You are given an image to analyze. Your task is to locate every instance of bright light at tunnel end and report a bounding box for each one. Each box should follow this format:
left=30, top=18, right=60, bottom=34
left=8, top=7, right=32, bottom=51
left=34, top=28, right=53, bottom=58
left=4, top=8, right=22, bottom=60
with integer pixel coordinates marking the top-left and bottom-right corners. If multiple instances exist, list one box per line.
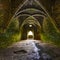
left=27, top=31, right=34, bottom=39
left=29, top=24, right=32, bottom=27
left=28, top=31, right=33, bottom=36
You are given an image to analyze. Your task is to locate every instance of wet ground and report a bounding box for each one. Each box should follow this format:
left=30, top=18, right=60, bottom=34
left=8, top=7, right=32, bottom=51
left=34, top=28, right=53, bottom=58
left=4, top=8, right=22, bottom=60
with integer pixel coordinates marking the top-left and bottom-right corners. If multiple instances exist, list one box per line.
left=0, top=39, right=60, bottom=60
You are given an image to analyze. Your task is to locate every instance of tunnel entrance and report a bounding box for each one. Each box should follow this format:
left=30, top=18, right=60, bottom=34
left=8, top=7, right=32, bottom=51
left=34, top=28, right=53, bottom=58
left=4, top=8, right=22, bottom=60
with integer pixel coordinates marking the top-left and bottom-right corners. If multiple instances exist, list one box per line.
left=20, top=16, right=41, bottom=40
left=20, top=24, right=41, bottom=40
left=11, top=0, right=46, bottom=41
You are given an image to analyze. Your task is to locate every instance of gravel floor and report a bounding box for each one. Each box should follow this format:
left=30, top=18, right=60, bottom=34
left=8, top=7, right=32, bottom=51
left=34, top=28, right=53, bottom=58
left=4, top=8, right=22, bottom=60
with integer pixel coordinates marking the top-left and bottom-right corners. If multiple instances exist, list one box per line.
left=0, top=40, right=60, bottom=60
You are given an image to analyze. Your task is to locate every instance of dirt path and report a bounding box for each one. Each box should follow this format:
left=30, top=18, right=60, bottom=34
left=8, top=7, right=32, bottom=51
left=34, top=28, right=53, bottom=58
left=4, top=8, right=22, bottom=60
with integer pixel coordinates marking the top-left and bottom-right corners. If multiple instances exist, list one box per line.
left=0, top=40, right=60, bottom=60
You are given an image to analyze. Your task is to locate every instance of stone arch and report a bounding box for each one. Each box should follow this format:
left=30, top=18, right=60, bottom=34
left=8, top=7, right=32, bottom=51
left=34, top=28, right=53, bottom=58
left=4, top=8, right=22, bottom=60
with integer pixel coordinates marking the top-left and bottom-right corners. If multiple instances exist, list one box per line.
left=20, top=16, right=41, bottom=40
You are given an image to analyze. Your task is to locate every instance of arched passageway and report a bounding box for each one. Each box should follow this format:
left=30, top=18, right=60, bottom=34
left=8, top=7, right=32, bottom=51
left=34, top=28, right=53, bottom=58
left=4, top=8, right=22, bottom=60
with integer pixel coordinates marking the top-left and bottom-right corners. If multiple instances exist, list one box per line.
left=20, top=16, right=41, bottom=40
left=0, top=0, right=60, bottom=60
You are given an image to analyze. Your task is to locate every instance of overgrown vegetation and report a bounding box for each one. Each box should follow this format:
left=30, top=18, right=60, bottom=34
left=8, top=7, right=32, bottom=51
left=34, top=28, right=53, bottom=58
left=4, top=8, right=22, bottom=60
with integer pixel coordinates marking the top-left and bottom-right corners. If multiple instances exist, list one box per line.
left=41, top=17, right=60, bottom=46
left=0, top=18, right=21, bottom=48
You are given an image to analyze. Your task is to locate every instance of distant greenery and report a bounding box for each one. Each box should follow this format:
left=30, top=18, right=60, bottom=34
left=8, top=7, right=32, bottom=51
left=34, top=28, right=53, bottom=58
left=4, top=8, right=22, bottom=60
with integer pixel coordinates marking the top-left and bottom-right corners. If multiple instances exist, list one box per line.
left=41, top=17, right=60, bottom=46
left=0, top=18, right=21, bottom=48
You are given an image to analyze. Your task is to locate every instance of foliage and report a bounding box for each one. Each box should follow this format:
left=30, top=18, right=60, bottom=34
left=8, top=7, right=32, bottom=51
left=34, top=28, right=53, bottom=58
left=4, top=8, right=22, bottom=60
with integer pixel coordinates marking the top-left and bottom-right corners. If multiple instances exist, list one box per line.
left=0, top=18, right=21, bottom=48
left=41, top=17, right=60, bottom=46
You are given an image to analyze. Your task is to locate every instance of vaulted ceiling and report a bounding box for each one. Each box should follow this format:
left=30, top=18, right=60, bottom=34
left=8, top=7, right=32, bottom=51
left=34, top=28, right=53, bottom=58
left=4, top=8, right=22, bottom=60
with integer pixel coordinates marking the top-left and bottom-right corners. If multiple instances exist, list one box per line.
left=0, top=0, right=60, bottom=30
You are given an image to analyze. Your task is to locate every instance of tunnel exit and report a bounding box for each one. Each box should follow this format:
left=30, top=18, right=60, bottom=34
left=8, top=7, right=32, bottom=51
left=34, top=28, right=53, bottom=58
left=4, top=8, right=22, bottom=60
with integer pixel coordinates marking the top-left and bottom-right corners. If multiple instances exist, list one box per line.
left=27, top=31, right=34, bottom=39
left=20, top=22, right=41, bottom=40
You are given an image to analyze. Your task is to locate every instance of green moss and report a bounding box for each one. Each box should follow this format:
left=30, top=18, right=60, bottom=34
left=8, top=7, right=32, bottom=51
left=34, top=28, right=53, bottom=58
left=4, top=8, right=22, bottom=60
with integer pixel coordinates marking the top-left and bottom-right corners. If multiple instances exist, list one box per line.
left=0, top=18, right=21, bottom=48
left=41, top=17, right=60, bottom=46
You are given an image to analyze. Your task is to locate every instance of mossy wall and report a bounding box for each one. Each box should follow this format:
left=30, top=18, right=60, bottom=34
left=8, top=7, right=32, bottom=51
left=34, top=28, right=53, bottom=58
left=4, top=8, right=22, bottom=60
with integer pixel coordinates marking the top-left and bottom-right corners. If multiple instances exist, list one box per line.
left=0, top=18, right=21, bottom=48
left=41, top=17, right=60, bottom=46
